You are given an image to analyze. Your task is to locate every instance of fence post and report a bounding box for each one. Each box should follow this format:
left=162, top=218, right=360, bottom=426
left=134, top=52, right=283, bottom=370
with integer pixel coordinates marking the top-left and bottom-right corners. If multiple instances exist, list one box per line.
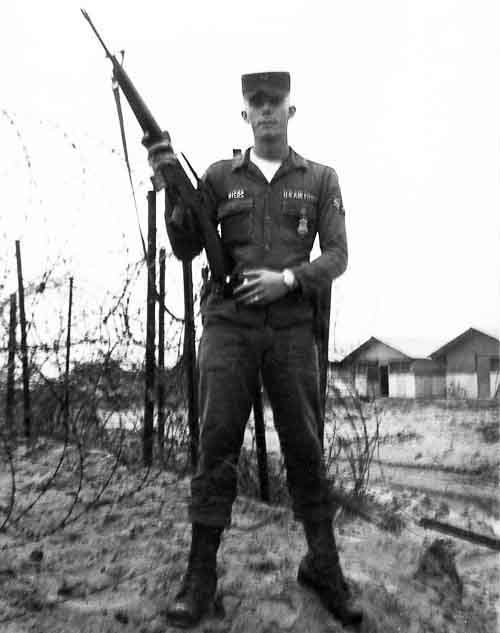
left=253, top=376, right=270, bottom=502
left=182, top=260, right=199, bottom=470
left=316, top=285, right=332, bottom=447
left=5, top=293, right=17, bottom=434
left=63, top=277, right=73, bottom=434
left=143, top=191, right=156, bottom=467
left=157, top=248, right=166, bottom=457
left=15, top=240, right=31, bottom=439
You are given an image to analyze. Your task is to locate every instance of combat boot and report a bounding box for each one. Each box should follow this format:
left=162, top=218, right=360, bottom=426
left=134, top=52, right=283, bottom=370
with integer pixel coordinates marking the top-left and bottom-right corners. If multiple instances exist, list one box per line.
left=166, top=523, right=222, bottom=628
left=299, top=551, right=351, bottom=598
left=299, top=519, right=363, bottom=627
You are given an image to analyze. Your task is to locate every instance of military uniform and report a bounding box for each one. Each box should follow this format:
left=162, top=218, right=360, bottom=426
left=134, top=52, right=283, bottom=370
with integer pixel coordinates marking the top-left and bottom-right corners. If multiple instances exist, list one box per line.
left=161, top=72, right=362, bottom=629
left=166, top=146, right=347, bottom=528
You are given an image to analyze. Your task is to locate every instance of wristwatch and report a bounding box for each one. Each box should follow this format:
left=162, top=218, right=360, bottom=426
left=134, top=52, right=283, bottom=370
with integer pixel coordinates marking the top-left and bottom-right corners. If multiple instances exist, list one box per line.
left=282, top=268, right=297, bottom=291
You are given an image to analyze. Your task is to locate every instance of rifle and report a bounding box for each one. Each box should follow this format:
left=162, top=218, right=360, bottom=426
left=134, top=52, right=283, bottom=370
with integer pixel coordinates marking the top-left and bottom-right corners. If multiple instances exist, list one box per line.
left=81, top=9, right=227, bottom=283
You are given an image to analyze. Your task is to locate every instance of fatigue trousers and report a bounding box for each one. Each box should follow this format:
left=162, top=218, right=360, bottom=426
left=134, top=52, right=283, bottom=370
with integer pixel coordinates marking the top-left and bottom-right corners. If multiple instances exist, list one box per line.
left=189, top=320, right=333, bottom=528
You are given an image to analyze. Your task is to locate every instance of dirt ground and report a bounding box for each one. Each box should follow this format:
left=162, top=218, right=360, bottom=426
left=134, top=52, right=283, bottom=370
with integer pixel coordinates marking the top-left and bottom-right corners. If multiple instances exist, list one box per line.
left=1, top=399, right=499, bottom=633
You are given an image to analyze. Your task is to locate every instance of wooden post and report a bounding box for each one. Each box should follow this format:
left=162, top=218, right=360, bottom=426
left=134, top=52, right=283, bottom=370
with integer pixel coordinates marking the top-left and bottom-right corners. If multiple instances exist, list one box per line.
left=182, top=260, right=198, bottom=470
left=419, top=517, right=500, bottom=551
left=316, top=285, right=332, bottom=447
left=15, top=240, right=31, bottom=439
left=143, top=191, right=156, bottom=467
left=253, top=375, right=270, bottom=502
left=157, top=248, right=166, bottom=456
left=63, top=277, right=73, bottom=434
left=5, top=293, right=17, bottom=433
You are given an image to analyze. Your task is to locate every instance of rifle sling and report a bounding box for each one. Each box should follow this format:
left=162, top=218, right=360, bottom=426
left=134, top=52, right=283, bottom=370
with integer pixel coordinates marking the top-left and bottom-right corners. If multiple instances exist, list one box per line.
left=112, top=78, right=148, bottom=260
left=111, top=76, right=183, bottom=324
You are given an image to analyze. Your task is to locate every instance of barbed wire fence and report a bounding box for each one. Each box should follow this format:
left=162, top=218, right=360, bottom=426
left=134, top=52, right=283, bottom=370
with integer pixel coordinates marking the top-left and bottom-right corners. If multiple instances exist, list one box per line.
left=0, top=236, right=197, bottom=533
left=0, top=108, right=201, bottom=535
left=0, top=107, right=415, bottom=545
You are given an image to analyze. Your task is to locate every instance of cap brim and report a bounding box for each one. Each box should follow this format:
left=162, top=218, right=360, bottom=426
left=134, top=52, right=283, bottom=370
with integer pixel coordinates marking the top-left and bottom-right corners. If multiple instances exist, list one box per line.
left=243, top=87, right=289, bottom=98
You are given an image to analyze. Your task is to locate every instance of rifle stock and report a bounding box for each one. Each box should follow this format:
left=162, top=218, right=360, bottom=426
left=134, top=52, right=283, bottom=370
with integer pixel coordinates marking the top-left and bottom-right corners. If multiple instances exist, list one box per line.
left=81, top=9, right=227, bottom=282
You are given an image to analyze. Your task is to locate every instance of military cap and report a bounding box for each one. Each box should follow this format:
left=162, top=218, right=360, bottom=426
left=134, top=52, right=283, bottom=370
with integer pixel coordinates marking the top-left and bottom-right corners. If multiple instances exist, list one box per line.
left=241, top=72, right=290, bottom=96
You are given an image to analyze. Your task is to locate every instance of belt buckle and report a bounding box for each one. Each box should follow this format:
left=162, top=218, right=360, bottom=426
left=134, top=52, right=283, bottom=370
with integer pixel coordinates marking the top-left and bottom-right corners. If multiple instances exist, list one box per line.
left=223, top=273, right=243, bottom=298
left=209, top=273, right=242, bottom=298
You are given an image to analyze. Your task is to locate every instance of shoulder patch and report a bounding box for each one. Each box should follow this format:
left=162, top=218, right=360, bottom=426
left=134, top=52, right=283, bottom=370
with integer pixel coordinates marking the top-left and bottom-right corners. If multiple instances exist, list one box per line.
left=332, top=196, right=345, bottom=215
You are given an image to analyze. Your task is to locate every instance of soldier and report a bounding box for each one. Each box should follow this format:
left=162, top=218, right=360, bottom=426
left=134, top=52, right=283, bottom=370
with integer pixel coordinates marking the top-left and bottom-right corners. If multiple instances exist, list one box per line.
left=148, top=71, right=362, bottom=628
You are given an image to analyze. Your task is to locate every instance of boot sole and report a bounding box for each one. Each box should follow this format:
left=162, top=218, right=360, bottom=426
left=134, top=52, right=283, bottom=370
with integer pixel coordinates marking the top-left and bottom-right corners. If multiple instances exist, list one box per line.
left=165, top=614, right=198, bottom=629
left=165, top=601, right=215, bottom=629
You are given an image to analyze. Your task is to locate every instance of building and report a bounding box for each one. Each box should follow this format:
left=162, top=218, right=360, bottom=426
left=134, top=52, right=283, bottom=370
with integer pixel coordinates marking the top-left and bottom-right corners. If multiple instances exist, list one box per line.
left=331, top=328, right=500, bottom=400
left=332, top=337, right=445, bottom=399
left=430, top=327, right=500, bottom=399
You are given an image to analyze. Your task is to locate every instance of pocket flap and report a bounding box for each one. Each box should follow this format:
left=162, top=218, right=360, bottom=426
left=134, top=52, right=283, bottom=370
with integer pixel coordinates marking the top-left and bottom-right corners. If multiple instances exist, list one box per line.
left=282, top=201, right=316, bottom=218
left=217, top=198, right=254, bottom=220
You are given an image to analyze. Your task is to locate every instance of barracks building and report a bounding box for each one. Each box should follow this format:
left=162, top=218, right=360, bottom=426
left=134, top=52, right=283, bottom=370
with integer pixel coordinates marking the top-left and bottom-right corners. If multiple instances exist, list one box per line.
left=331, top=327, right=500, bottom=400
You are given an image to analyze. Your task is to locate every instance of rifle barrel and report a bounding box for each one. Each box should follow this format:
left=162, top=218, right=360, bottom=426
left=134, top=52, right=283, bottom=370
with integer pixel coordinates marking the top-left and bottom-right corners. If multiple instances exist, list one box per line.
left=81, top=9, right=163, bottom=142
left=81, top=9, right=113, bottom=59
left=81, top=8, right=228, bottom=281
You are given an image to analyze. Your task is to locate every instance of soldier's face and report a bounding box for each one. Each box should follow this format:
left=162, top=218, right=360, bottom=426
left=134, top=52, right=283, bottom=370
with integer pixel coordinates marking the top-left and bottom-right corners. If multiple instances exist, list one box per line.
left=242, top=91, right=295, bottom=140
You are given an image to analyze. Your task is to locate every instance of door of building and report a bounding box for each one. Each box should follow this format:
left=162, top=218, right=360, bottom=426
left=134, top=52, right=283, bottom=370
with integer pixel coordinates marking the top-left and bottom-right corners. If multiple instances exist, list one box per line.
left=477, top=355, right=490, bottom=399
left=380, top=365, right=389, bottom=397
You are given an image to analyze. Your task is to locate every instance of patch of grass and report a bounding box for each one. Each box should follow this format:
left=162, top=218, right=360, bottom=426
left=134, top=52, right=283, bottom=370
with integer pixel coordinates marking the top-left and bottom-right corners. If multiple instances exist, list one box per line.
left=377, top=430, right=422, bottom=445
left=378, top=510, right=405, bottom=535
left=237, top=447, right=290, bottom=507
left=379, top=589, right=411, bottom=624
left=369, top=458, right=499, bottom=481
left=246, top=554, right=280, bottom=573
left=476, top=421, right=500, bottom=444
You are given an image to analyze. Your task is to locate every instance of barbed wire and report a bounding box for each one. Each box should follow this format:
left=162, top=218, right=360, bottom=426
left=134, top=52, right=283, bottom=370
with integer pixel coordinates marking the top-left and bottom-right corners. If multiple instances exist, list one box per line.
left=2, top=107, right=495, bottom=556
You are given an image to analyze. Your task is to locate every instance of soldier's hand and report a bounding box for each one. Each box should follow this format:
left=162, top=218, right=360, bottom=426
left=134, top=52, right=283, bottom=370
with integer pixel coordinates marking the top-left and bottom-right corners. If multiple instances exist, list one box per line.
left=144, top=131, right=177, bottom=191
left=233, top=269, right=289, bottom=307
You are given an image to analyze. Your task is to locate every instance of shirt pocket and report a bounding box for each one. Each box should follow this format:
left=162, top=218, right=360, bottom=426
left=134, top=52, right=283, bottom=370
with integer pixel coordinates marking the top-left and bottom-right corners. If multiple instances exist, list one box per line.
left=217, top=198, right=254, bottom=247
left=280, top=200, right=317, bottom=249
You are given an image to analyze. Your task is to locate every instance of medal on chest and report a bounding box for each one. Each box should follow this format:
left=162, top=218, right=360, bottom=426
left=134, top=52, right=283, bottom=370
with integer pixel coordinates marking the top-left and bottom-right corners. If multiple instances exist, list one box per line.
left=297, top=207, right=309, bottom=237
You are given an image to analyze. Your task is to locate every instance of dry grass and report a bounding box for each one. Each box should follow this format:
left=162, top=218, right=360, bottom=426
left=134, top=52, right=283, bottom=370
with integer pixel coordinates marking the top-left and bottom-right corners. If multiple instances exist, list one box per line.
left=1, top=438, right=498, bottom=633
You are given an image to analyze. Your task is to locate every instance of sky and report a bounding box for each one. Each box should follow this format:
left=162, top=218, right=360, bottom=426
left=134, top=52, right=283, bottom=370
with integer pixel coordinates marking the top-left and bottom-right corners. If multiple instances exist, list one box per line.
left=1, top=0, right=499, bottom=357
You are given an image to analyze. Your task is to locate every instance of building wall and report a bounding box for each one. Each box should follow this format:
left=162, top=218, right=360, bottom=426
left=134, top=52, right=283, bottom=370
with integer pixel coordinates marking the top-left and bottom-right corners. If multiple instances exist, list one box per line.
left=354, top=372, right=368, bottom=396
left=414, top=374, right=446, bottom=398
left=446, top=373, right=478, bottom=399
left=327, top=366, right=354, bottom=396
left=432, top=374, right=447, bottom=397
left=412, top=359, right=446, bottom=398
left=389, top=372, right=415, bottom=398
left=491, top=370, right=500, bottom=399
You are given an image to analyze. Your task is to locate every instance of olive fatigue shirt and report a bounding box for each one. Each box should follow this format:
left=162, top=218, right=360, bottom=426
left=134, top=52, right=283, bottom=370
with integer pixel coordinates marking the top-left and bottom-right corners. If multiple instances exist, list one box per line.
left=166, top=147, right=348, bottom=329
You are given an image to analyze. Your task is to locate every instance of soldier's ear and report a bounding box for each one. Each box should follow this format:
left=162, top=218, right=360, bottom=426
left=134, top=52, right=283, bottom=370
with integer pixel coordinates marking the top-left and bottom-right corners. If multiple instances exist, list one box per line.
left=288, top=105, right=296, bottom=119
left=241, top=110, right=249, bottom=123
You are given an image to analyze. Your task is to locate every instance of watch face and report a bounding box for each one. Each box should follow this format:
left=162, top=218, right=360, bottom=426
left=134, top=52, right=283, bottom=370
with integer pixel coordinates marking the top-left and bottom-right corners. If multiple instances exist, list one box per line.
left=283, top=270, right=294, bottom=288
